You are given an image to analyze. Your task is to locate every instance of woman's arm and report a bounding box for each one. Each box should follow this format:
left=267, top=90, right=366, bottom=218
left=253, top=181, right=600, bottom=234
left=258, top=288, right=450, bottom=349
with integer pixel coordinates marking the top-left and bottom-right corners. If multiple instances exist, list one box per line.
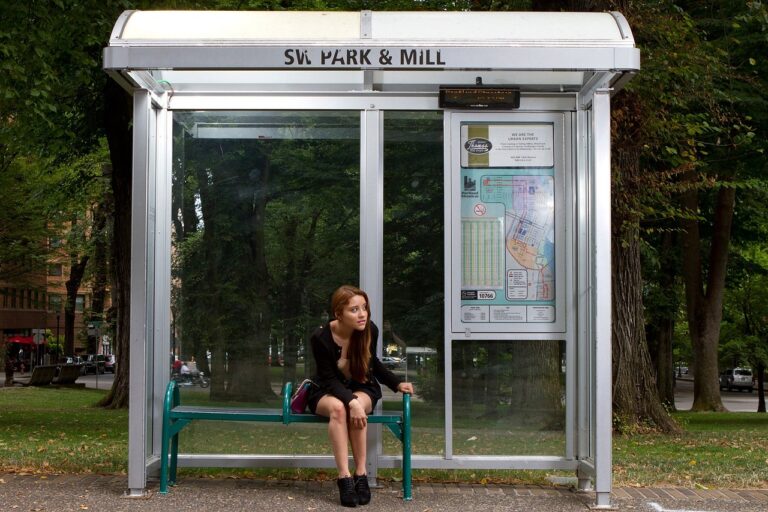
left=369, top=323, right=404, bottom=392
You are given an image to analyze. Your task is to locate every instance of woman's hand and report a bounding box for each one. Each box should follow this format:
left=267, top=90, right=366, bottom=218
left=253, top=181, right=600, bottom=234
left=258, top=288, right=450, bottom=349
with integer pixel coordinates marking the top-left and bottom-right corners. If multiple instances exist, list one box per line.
left=397, top=382, right=414, bottom=395
left=348, top=399, right=367, bottom=429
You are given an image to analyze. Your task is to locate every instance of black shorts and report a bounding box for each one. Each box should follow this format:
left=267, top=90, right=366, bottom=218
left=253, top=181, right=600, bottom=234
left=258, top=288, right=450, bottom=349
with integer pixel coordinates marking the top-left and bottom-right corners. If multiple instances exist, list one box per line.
left=308, top=380, right=382, bottom=415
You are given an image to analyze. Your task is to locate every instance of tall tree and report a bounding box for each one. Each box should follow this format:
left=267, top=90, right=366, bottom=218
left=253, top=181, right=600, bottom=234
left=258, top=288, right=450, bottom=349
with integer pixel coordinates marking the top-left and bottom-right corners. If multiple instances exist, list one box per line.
left=0, top=0, right=134, bottom=406
left=672, top=0, right=765, bottom=410
left=529, top=0, right=680, bottom=431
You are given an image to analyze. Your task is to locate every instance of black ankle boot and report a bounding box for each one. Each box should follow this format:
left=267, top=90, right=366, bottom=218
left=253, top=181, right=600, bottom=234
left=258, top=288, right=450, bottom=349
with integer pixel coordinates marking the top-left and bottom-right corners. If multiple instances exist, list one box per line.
left=354, top=474, right=371, bottom=505
left=337, top=476, right=359, bottom=507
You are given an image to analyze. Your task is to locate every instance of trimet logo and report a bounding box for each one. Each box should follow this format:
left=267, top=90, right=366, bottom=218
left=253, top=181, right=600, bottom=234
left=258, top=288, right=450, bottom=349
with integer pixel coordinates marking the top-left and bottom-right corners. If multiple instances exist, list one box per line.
left=464, top=138, right=492, bottom=154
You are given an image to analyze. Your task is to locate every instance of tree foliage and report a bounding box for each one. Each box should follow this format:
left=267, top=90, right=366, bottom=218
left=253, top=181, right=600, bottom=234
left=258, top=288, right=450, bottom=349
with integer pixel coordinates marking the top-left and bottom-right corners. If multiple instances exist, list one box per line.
left=618, top=0, right=763, bottom=414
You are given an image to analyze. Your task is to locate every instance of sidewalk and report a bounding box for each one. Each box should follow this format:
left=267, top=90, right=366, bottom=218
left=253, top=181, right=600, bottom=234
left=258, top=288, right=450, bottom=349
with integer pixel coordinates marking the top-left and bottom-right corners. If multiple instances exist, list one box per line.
left=1, top=473, right=766, bottom=512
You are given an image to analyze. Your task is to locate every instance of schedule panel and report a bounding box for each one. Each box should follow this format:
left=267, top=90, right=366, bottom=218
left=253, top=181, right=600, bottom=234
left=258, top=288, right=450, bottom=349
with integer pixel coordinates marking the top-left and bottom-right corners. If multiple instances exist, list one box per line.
left=449, top=113, right=566, bottom=335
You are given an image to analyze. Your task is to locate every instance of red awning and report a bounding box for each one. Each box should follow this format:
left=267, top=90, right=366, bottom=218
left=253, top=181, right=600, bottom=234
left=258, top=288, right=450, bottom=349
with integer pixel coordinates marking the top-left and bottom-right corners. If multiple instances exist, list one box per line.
left=7, top=336, right=45, bottom=345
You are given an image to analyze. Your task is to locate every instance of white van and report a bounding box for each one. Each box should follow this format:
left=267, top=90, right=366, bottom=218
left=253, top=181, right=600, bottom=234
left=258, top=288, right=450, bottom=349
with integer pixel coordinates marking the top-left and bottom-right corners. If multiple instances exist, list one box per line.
left=719, top=368, right=753, bottom=392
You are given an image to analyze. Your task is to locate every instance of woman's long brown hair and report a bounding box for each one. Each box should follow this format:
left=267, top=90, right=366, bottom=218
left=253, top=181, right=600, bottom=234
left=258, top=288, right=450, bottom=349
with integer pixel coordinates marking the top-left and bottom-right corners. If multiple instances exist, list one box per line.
left=331, top=285, right=371, bottom=382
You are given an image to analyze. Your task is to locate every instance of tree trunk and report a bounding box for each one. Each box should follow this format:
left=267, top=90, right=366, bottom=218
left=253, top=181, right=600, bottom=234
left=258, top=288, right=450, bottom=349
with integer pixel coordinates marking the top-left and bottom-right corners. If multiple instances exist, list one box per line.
left=652, top=316, right=676, bottom=409
left=508, top=340, right=563, bottom=429
left=98, top=79, right=132, bottom=409
left=64, top=245, right=88, bottom=356
left=649, top=232, right=677, bottom=408
left=281, top=210, right=322, bottom=386
left=610, top=98, right=680, bottom=432
left=681, top=185, right=735, bottom=412
left=531, top=0, right=677, bottom=432
left=90, top=201, right=109, bottom=341
left=483, top=342, right=501, bottom=418
left=612, top=218, right=679, bottom=432
left=225, top=148, right=273, bottom=401
left=756, top=364, right=765, bottom=413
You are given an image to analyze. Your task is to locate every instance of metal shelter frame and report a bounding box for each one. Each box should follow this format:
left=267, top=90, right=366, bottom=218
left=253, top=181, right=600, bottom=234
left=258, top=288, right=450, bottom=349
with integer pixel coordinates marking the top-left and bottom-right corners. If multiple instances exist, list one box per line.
left=103, top=10, right=639, bottom=508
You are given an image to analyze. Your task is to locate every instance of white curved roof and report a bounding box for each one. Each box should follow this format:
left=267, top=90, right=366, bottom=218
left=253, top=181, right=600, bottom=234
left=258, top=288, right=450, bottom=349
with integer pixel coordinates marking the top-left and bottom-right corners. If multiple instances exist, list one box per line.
left=104, top=10, right=639, bottom=98
left=113, top=10, right=633, bottom=47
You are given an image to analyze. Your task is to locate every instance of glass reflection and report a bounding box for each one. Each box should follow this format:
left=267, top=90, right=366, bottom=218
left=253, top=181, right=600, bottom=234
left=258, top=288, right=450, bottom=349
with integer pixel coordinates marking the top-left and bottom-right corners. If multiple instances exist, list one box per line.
left=170, top=110, right=359, bottom=414
left=382, top=112, right=445, bottom=455
left=452, top=339, right=565, bottom=456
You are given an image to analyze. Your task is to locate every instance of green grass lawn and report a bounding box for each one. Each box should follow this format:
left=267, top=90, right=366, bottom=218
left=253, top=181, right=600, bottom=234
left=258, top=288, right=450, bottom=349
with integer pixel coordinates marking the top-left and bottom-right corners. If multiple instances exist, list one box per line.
left=1, top=387, right=766, bottom=488
left=0, top=387, right=128, bottom=474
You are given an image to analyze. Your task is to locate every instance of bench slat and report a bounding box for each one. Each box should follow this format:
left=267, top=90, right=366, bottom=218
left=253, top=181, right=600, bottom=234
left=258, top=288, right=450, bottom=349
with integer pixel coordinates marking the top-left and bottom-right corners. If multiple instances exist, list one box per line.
left=171, top=406, right=282, bottom=422
left=171, top=406, right=402, bottom=424
left=284, top=413, right=403, bottom=424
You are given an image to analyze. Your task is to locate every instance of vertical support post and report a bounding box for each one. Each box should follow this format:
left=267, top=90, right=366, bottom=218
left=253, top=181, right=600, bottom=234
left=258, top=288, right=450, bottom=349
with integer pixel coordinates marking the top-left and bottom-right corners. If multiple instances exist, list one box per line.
left=153, top=105, right=173, bottom=460
left=575, top=109, right=593, bottom=490
left=360, top=109, right=384, bottom=482
left=442, top=113, right=454, bottom=461
left=127, top=90, right=151, bottom=497
left=591, top=89, right=612, bottom=509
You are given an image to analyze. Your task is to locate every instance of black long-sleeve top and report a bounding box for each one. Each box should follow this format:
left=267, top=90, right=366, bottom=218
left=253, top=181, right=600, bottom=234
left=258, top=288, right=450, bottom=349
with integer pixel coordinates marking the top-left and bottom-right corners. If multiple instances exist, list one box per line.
left=310, top=321, right=403, bottom=406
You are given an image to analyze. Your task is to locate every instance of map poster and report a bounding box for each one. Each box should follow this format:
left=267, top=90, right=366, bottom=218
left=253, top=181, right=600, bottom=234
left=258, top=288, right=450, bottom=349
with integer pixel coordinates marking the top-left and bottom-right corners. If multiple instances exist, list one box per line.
left=459, top=122, right=556, bottom=324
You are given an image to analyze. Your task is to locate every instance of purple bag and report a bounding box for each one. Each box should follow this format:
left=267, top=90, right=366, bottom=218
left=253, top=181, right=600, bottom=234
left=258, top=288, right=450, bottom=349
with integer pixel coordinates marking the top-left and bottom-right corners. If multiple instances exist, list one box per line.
left=290, top=379, right=314, bottom=414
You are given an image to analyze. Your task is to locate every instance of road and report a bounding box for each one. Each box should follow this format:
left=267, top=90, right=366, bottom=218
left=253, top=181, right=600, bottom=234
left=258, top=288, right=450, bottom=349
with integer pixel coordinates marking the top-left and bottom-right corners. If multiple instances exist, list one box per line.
left=674, top=377, right=762, bottom=412
left=79, top=371, right=115, bottom=390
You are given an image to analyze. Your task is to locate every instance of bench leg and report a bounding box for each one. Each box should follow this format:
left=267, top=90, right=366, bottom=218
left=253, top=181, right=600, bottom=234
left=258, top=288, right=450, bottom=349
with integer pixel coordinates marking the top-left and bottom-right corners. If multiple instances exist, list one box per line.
left=402, top=399, right=412, bottom=501
left=160, top=421, right=170, bottom=494
left=402, top=433, right=412, bottom=500
left=169, top=430, right=179, bottom=486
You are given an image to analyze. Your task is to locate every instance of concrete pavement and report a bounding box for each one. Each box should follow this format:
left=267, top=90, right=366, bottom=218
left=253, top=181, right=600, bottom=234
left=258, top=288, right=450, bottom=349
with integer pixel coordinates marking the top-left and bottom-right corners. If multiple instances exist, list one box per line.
left=1, top=473, right=767, bottom=512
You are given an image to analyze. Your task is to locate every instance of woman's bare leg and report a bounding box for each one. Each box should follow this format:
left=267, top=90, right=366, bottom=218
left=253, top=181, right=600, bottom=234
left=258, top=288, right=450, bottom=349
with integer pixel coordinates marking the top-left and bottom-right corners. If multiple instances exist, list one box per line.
left=349, top=391, right=373, bottom=476
left=315, top=395, right=351, bottom=477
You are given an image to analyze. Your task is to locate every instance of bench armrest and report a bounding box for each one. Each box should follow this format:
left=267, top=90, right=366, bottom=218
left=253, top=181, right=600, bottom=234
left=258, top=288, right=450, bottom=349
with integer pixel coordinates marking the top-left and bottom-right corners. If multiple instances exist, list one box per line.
left=282, top=381, right=293, bottom=423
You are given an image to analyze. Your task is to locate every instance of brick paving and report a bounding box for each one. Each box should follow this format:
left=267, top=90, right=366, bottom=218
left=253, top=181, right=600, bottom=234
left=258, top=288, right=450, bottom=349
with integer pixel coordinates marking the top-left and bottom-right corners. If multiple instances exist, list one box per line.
left=1, top=473, right=767, bottom=512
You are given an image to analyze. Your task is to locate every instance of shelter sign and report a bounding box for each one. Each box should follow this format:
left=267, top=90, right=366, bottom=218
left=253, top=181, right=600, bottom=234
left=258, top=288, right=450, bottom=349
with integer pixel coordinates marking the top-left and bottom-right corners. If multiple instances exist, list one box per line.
left=451, top=118, right=565, bottom=334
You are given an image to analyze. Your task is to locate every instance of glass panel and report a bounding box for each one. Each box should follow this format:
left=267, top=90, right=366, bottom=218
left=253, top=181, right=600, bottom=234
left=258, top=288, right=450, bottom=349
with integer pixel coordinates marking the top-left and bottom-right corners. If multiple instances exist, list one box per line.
left=171, top=110, right=360, bottom=456
left=452, top=339, right=565, bottom=456
left=382, top=111, right=445, bottom=456
left=48, top=294, right=61, bottom=313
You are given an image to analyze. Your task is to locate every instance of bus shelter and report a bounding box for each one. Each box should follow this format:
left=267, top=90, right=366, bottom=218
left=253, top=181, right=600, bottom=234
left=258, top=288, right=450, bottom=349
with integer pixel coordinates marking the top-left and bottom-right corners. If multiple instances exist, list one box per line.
left=104, top=10, right=638, bottom=508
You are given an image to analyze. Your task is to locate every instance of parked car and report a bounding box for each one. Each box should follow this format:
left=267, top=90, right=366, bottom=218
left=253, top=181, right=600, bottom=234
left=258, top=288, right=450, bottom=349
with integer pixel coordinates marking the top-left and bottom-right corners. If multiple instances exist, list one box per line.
left=82, top=354, right=106, bottom=374
left=719, top=368, right=753, bottom=392
left=62, top=356, right=87, bottom=374
left=64, top=356, right=85, bottom=366
left=104, top=354, right=116, bottom=373
left=381, top=356, right=402, bottom=370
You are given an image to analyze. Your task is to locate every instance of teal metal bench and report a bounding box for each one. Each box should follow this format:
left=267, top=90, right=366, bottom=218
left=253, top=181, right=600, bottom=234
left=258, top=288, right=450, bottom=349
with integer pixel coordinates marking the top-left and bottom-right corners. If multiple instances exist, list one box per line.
left=160, top=380, right=412, bottom=500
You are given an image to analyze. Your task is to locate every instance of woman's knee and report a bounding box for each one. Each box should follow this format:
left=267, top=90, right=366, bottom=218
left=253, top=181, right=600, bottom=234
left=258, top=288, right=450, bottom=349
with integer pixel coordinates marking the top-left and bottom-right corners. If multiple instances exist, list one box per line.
left=327, top=399, right=347, bottom=422
left=353, top=392, right=373, bottom=414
